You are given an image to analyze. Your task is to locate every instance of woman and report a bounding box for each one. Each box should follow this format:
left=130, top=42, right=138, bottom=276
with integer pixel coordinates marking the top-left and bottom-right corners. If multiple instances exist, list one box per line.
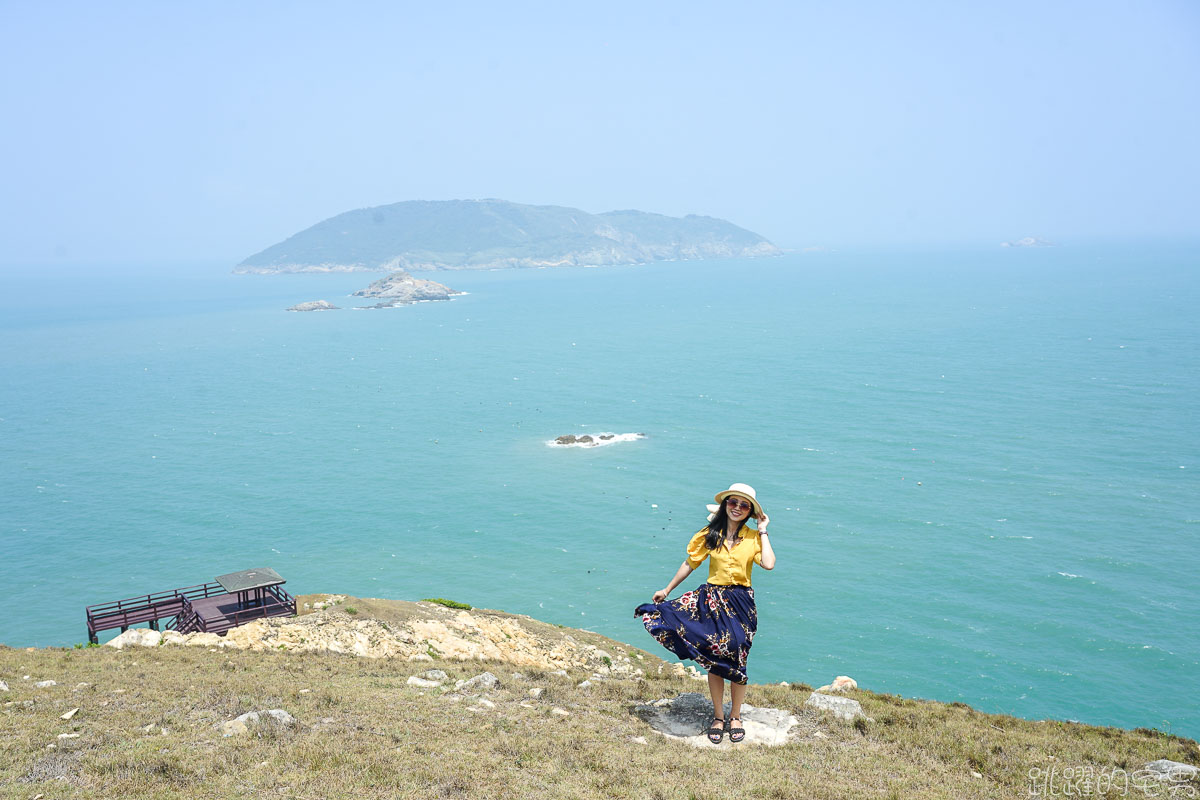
left=635, top=482, right=776, bottom=744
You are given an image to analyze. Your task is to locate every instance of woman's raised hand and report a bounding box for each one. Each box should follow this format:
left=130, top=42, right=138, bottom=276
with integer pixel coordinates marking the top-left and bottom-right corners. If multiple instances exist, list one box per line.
left=757, top=511, right=770, bottom=534
left=652, top=588, right=669, bottom=603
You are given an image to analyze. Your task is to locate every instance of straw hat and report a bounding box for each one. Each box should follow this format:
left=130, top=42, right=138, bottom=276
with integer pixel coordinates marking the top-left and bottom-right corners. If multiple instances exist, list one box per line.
left=712, top=483, right=764, bottom=518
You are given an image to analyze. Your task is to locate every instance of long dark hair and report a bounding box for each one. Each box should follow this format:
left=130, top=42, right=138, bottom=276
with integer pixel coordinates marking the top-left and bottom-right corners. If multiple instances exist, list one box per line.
left=704, top=501, right=748, bottom=551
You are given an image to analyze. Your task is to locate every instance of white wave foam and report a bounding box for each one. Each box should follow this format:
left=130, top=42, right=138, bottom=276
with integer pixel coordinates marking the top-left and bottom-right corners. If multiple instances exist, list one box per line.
left=1057, top=572, right=1081, bottom=579
left=547, top=432, right=646, bottom=448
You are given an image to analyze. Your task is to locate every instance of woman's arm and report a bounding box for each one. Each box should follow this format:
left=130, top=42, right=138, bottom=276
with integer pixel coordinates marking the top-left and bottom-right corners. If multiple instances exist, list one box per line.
left=758, top=513, right=776, bottom=570
left=652, top=562, right=695, bottom=602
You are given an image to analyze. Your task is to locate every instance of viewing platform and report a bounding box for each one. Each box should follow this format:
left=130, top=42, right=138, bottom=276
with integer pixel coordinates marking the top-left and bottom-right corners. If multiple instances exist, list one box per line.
left=85, top=568, right=296, bottom=644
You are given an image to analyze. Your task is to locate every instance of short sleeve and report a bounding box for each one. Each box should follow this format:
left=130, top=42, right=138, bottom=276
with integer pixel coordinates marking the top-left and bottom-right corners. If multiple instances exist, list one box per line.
left=753, top=532, right=764, bottom=566
left=685, top=530, right=709, bottom=569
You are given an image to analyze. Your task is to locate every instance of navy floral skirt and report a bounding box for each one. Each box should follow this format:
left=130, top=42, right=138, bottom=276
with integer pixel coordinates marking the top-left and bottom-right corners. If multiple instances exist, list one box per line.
left=635, top=583, right=757, bottom=685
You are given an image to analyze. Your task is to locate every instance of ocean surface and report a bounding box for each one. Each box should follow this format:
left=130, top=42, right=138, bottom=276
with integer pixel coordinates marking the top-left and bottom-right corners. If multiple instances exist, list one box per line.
left=1, top=244, right=1197, bottom=738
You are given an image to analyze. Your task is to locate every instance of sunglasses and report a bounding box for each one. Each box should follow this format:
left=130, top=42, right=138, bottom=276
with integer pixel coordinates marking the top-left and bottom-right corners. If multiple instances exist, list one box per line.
left=725, top=498, right=753, bottom=511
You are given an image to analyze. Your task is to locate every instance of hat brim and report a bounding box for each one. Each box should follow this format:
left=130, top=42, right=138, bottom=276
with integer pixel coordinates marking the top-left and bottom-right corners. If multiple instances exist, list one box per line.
left=713, top=490, right=764, bottom=518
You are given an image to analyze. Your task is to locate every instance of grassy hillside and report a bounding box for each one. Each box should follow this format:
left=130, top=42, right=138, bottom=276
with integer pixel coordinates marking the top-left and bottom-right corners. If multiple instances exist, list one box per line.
left=2, top=596, right=1196, bottom=799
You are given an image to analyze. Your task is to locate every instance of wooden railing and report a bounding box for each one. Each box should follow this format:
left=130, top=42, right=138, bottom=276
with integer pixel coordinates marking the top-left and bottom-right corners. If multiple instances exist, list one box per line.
left=86, top=582, right=225, bottom=642
left=86, top=582, right=297, bottom=641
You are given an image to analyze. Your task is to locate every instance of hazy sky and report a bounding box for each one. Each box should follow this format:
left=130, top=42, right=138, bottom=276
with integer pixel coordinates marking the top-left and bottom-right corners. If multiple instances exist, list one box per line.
left=1, top=1, right=1197, bottom=265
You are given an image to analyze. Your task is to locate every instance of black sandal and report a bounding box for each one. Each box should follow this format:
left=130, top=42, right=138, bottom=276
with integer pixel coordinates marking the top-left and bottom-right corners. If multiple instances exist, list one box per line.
left=728, top=717, right=745, bottom=743
left=706, top=717, right=726, bottom=744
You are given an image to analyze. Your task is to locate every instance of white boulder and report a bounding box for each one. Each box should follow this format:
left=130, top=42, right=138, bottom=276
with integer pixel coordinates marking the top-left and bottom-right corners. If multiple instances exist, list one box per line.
left=219, top=709, right=296, bottom=737
left=815, top=675, right=858, bottom=693
left=105, top=629, right=162, bottom=649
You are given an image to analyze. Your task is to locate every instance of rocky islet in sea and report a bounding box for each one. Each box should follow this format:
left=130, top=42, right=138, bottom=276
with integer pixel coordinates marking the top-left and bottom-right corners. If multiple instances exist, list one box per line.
left=552, top=433, right=647, bottom=448
left=351, top=269, right=463, bottom=308
left=286, top=300, right=340, bottom=312
left=286, top=269, right=461, bottom=311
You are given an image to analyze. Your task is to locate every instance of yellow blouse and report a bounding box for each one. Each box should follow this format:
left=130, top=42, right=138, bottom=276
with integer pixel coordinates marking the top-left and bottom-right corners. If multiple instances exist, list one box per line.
left=685, top=526, right=764, bottom=587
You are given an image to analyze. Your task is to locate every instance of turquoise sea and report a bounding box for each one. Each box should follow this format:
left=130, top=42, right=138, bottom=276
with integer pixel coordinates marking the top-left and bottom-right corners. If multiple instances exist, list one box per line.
left=2, top=244, right=1197, bottom=737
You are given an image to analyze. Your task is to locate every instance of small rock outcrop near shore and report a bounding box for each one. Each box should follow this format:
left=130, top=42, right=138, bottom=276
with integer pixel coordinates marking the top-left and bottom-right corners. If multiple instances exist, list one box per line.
left=107, top=594, right=649, bottom=678
left=352, top=270, right=461, bottom=308
left=286, top=300, right=339, bottom=312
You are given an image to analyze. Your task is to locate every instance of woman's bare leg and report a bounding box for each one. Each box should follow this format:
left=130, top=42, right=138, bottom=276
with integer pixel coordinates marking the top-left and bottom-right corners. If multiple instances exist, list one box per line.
left=730, top=680, right=747, bottom=720
left=707, top=672, right=726, bottom=721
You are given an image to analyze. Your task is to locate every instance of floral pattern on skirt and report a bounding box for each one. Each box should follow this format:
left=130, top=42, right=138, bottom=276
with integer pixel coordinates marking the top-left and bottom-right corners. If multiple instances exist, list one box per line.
left=635, top=583, right=756, bottom=685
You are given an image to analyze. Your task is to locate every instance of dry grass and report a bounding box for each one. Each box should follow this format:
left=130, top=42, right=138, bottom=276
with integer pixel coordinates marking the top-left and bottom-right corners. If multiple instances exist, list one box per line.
left=1, top=640, right=1196, bottom=800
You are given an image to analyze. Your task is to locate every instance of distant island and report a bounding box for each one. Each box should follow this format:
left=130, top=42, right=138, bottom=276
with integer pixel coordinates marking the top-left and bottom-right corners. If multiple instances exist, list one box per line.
left=235, top=199, right=781, bottom=274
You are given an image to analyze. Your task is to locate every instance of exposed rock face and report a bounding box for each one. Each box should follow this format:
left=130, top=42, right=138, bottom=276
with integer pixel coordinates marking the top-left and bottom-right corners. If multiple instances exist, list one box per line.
left=632, top=692, right=800, bottom=747
left=149, top=595, right=646, bottom=677
left=286, top=300, right=339, bottom=312
left=352, top=270, right=461, bottom=308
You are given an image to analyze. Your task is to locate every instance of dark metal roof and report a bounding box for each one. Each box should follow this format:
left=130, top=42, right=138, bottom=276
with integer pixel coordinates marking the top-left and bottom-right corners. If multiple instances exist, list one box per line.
left=215, top=567, right=285, bottom=594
